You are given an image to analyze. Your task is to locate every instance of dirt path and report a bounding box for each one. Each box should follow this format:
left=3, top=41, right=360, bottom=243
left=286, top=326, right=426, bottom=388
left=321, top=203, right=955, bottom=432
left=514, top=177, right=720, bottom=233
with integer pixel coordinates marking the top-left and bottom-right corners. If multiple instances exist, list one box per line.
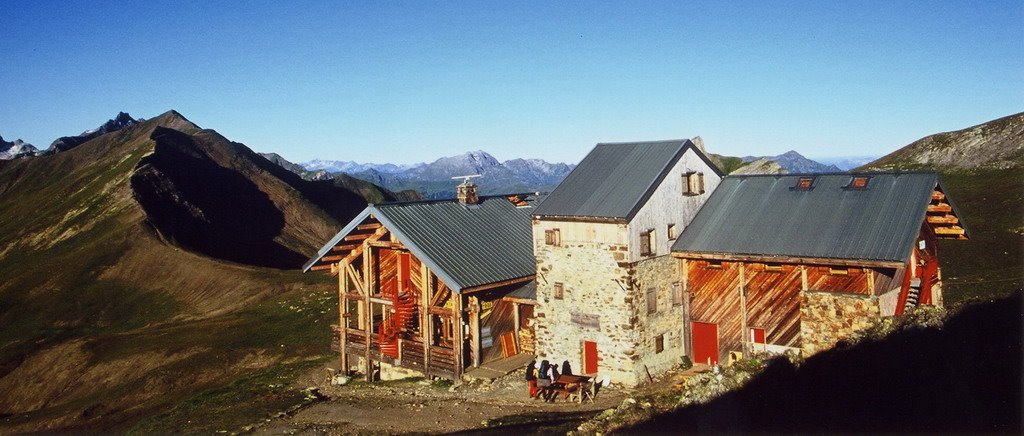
left=251, top=368, right=629, bottom=434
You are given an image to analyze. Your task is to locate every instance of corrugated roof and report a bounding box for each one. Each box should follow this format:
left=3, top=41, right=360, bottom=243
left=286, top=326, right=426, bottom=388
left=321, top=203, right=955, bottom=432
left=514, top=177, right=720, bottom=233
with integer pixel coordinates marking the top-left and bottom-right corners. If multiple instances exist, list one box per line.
left=533, top=139, right=722, bottom=221
left=672, top=172, right=942, bottom=263
left=507, top=281, right=536, bottom=301
left=304, top=195, right=538, bottom=292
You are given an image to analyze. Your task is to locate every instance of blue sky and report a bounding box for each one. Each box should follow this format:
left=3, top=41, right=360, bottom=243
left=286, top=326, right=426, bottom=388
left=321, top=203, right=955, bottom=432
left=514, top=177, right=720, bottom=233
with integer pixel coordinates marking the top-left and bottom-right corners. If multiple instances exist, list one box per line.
left=1, top=1, right=1021, bottom=164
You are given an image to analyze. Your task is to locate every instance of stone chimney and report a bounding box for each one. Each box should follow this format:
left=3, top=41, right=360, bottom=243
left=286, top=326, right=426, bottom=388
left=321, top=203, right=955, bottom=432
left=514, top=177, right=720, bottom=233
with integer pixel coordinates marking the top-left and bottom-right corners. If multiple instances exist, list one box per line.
left=453, top=175, right=481, bottom=205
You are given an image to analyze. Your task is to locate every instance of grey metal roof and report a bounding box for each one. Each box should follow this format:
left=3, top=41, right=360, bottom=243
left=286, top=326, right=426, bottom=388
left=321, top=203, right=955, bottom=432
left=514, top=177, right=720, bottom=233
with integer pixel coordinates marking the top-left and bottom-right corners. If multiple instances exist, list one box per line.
left=671, top=172, right=943, bottom=263
left=507, top=281, right=536, bottom=301
left=533, top=139, right=723, bottom=221
left=304, top=195, right=538, bottom=292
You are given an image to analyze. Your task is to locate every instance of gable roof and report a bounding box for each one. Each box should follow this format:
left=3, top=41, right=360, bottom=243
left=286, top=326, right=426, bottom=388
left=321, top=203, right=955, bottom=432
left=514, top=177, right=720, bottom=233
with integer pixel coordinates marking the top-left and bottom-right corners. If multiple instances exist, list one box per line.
left=672, top=172, right=959, bottom=264
left=303, top=194, right=538, bottom=292
left=533, top=139, right=723, bottom=221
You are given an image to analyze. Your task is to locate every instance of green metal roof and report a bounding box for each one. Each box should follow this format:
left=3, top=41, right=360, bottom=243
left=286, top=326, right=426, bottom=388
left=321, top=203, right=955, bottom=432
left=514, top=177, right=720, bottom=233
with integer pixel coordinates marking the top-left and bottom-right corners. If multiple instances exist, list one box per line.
left=533, top=139, right=722, bottom=221
left=304, top=194, right=538, bottom=292
left=671, top=172, right=949, bottom=263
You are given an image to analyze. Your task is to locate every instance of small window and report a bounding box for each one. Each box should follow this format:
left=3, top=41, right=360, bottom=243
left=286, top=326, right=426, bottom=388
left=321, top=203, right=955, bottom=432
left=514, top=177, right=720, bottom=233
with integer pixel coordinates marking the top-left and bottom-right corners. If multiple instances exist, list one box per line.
left=554, top=282, right=564, bottom=299
left=848, top=176, right=870, bottom=190
left=672, top=282, right=683, bottom=306
left=655, top=334, right=665, bottom=353
left=794, top=177, right=815, bottom=191
left=707, top=260, right=723, bottom=269
left=646, top=287, right=657, bottom=314
left=750, top=328, right=766, bottom=344
left=640, top=230, right=654, bottom=256
left=764, top=263, right=783, bottom=272
left=544, top=228, right=561, bottom=246
left=828, top=267, right=849, bottom=276
left=683, top=172, right=705, bottom=195
left=667, top=223, right=678, bottom=240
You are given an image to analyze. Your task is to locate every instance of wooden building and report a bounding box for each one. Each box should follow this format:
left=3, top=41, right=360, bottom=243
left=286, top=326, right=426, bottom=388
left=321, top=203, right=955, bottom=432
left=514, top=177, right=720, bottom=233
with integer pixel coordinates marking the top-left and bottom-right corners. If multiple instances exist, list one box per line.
left=671, top=172, right=967, bottom=364
left=304, top=181, right=539, bottom=380
left=532, top=139, right=724, bottom=386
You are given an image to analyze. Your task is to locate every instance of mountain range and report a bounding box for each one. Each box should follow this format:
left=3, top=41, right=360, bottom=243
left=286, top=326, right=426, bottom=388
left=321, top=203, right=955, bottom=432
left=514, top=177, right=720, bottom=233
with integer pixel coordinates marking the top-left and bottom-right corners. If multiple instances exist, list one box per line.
left=288, top=150, right=576, bottom=199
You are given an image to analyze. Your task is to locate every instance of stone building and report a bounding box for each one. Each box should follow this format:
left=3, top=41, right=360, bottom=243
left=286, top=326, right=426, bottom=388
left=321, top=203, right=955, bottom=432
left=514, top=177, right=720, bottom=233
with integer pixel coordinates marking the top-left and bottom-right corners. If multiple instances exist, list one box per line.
left=671, top=172, right=967, bottom=364
left=531, top=139, right=724, bottom=386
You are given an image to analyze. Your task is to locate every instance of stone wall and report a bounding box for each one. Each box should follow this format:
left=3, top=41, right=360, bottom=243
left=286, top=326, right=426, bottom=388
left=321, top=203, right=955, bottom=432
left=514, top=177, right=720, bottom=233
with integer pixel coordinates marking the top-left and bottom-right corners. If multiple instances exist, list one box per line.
left=631, top=255, right=686, bottom=380
left=534, top=233, right=639, bottom=385
left=800, top=290, right=881, bottom=355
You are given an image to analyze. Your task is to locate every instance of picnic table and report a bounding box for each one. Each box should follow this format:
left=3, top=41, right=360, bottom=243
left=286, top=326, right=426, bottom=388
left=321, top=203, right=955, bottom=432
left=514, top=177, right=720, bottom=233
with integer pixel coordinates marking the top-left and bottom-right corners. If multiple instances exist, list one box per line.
left=540, top=374, right=592, bottom=402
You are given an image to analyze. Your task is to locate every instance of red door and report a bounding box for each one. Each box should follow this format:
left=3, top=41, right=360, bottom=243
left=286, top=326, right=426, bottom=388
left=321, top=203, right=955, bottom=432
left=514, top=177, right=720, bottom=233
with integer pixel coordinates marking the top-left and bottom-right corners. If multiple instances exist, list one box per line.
left=583, top=341, right=598, bottom=374
left=692, top=322, right=719, bottom=365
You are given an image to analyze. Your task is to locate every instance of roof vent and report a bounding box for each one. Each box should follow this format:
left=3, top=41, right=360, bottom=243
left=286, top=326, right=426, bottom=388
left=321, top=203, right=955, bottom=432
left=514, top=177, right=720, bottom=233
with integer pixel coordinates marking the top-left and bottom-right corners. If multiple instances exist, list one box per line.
left=453, top=175, right=481, bottom=205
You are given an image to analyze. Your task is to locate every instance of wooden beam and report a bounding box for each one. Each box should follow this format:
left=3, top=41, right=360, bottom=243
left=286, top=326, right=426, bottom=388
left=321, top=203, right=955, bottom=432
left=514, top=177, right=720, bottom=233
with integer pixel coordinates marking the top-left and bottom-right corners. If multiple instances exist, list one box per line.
left=367, top=240, right=405, bottom=250
left=347, top=263, right=365, bottom=295
left=500, top=296, right=537, bottom=305
left=469, top=296, right=481, bottom=368
left=421, top=264, right=431, bottom=377
left=933, top=226, right=966, bottom=236
left=672, top=251, right=904, bottom=269
left=461, top=275, right=535, bottom=294
left=453, top=294, right=465, bottom=378
left=357, top=223, right=383, bottom=230
left=364, top=242, right=374, bottom=381
left=345, top=233, right=374, bottom=241
left=927, top=203, right=952, bottom=213
left=926, top=215, right=959, bottom=224
left=310, top=264, right=333, bottom=272
left=321, top=255, right=346, bottom=263
left=332, top=244, right=358, bottom=252
left=931, top=191, right=945, bottom=201
left=340, top=260, right=349, bottom=373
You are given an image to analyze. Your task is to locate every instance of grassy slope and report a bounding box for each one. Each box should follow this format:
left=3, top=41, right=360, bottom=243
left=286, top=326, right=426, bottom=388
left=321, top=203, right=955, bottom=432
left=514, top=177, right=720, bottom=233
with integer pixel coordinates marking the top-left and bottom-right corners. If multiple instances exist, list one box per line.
left=0, top=112, right=353, bottom=432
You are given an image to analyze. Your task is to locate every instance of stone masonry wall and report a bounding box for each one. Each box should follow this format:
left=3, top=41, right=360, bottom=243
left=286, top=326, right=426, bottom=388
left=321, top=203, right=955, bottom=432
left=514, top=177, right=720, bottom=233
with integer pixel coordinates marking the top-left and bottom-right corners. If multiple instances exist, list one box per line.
left=631, top=254, right=685, bottom=380
left=534, top=235, right=639, bottom=386
left=800, top=290, right=881, bottom=355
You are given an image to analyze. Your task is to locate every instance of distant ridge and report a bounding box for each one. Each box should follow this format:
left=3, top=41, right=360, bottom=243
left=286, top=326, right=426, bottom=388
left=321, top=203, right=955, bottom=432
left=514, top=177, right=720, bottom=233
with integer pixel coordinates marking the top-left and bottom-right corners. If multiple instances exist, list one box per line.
left=0, top=135, right=41, bottom=160
left=860, top=112, right=1024, bottom=171
left=47, top=111, right=141, bottom=153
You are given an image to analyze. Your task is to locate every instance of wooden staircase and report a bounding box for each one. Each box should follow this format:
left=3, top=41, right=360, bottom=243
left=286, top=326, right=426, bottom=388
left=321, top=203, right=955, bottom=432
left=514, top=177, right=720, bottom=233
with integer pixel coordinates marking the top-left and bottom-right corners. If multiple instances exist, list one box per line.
left=377, top=276, right=419, bottom=358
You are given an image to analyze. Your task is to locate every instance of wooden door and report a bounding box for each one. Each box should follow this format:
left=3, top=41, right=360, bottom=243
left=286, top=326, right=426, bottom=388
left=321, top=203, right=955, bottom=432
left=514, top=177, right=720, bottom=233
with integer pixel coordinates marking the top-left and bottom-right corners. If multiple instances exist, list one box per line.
left=692, top=321, right=719, bottom=365
left=583, top=341, right=598, bottom=374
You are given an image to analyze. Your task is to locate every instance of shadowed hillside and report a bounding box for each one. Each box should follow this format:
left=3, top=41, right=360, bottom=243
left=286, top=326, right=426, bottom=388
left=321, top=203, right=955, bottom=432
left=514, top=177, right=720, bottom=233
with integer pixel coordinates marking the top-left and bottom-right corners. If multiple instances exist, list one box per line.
left=628, top=293, right=1022, bottom=434
left=0, top=110, right=384, bottom=432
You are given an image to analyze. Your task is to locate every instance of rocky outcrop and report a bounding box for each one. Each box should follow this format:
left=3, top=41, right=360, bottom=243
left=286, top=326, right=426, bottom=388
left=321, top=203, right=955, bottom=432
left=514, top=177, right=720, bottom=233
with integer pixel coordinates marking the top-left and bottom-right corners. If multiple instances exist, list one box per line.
left=47, top=112, right=140, bottom=153
left=862, top=112, right=1024, bottom=170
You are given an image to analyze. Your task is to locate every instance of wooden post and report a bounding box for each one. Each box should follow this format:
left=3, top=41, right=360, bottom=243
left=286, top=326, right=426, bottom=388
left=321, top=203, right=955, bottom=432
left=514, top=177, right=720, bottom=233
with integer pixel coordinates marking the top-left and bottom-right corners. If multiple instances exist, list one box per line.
left=421, top=264, right=431, bottom=376
left=469, top=296, right=481, bottom=368
left=453, top=293, right=465, bottom=378
left=339, top=260, right=349, bottom=374
left=512, top=302, right=521, bottom=342
left=364, top=243, right=374, bottom=381
left=800, top=265, right=808, bottom=291
left=867, top=269, right=875, bottom=295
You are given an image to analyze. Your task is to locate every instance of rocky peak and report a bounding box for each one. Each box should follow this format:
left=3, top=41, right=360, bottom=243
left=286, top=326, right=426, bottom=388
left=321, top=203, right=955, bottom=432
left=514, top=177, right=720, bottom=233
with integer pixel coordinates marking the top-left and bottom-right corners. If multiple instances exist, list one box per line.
left=49, top=111, right=142, bottom=153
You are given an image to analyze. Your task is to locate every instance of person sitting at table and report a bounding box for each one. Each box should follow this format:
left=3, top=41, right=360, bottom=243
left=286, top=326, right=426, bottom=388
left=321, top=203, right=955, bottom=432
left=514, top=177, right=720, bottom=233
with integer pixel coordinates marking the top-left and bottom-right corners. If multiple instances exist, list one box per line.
left=561, top=360, right=572, bottom=376
left=525, top=360, right=537, bottom=397
left=549, top=361, right=560, bottom=380
left=537, top=360, right=551, bottom=388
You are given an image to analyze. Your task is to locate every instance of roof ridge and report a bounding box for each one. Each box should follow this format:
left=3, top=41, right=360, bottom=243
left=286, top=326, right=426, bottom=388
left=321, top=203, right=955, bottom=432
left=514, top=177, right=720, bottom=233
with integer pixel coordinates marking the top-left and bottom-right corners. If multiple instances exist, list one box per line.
left=375, top=192, right=543, bottom=206
left=725, top=170, right=938, bottom=179
left=595, top=139, right=686, bottom=146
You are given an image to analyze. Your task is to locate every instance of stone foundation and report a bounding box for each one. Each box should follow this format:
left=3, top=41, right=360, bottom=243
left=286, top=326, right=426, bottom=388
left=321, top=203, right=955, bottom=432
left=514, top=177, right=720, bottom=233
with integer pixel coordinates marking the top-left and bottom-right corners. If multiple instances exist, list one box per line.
left=800, top=290, right=881, bottom=355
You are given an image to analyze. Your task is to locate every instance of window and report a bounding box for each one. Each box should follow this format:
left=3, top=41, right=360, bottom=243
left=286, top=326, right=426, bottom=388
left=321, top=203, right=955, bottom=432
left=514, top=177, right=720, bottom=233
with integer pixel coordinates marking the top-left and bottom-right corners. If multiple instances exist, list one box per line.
left=672, top=282, right=683, bottom=306
left=683, top=172, right=705, bottom=195
left=667, top=223, right=678, bottom=240
left=640, top=230, right=654, bottom=256
left=764, top=263, right=783, bottom=272
left=750, top=328, right=766, bottom=344
left=544, top=228, right=561, bottom=246
left=794, top=176, right=815, bottom=191
left=828, top=267, right=849, bottom=276
left=848, top=176, right=870, bottom=190
left=554, top=282, right=564, bottom=299
left=646, top=287, right=658, bottom=314
left=655, top=334, right=665, bottom=353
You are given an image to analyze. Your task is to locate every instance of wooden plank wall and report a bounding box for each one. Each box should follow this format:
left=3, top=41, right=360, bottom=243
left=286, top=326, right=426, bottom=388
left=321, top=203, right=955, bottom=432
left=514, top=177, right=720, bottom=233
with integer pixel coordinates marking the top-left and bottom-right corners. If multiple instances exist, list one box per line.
left=687, top=260, right=742, bottom=361
left=805, top=266, right=870, bottom=294
left=744, top=263, right=803, bottom=347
